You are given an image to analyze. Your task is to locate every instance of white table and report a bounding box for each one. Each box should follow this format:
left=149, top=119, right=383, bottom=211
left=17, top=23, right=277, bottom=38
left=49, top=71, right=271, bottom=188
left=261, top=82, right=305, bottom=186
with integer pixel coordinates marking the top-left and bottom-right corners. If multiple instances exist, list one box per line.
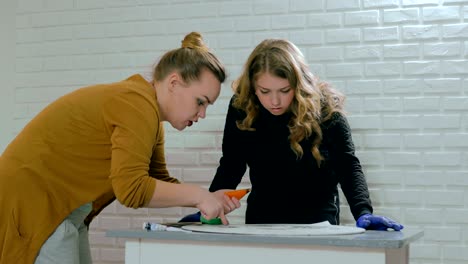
left=107, top=227, right=423, bottom=264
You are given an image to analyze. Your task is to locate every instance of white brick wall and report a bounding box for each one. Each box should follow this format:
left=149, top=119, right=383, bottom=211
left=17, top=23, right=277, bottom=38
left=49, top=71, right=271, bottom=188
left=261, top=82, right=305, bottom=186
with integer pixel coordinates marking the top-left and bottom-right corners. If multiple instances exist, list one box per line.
left=0, top=0, right=15, bottom=151
left=6, top=0, right=468, bottom=263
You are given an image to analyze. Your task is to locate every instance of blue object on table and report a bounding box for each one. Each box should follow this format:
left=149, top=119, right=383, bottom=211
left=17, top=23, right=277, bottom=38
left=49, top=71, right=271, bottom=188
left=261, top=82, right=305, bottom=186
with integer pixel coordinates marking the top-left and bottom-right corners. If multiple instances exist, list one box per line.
left=178, top=211, right=201, bottom=223
left=356, top=214, right=404, bottom=231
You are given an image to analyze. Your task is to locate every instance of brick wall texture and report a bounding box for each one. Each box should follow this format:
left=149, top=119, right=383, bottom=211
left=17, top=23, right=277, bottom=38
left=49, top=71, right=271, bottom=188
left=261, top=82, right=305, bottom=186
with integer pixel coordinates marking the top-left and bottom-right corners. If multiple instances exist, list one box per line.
left=12, top=0, right=468, bottom=263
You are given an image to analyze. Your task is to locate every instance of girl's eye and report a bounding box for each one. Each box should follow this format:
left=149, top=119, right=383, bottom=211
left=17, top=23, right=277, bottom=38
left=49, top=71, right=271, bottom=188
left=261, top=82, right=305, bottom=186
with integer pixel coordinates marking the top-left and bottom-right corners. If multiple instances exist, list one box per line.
left=281, top=89, right=291, bottom=93
left=260, top=90, right=269, bottom=94
left=197, top=99, right=205, bottom=106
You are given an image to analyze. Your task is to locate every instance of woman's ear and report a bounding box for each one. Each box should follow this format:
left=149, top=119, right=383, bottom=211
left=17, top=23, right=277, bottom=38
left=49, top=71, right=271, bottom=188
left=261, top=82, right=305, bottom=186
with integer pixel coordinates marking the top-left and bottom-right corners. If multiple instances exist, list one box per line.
left=167, top=72, right=181, bottom=92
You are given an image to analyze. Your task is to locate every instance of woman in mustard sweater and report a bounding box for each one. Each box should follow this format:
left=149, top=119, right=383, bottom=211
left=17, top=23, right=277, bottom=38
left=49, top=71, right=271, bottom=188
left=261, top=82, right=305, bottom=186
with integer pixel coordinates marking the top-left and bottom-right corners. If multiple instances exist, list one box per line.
left=0, top=32, right=237, bottom=264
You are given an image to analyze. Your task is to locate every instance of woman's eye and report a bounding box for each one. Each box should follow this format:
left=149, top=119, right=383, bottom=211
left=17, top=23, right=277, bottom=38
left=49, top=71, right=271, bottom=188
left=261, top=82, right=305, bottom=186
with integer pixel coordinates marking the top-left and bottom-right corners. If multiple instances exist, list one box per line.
left=281, top=89, right=290, bottom=93
left=260, top=90, right=268, bottom=94
left=197, top=99, right=205, bottom=106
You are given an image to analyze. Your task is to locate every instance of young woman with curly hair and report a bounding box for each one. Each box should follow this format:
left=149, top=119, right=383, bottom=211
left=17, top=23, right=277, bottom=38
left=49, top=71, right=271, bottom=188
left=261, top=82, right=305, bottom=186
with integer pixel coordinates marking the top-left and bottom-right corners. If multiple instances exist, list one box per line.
left=183, top=38, right=403, bottom=232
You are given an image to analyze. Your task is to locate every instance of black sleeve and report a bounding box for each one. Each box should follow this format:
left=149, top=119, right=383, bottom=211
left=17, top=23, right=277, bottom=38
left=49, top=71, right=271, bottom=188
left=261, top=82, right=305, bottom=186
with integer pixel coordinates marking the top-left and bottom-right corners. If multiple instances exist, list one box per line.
left=209, top=96, right=247, bottom=192
left=327, top=113, right=373, bottom=220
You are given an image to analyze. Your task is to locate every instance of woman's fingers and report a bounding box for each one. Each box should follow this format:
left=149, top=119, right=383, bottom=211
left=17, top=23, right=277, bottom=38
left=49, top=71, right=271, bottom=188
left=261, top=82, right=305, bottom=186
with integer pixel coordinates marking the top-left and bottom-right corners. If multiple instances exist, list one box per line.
left=223, top=195, right=241, bottom=214
left=218, top=211, right=229, bottom=225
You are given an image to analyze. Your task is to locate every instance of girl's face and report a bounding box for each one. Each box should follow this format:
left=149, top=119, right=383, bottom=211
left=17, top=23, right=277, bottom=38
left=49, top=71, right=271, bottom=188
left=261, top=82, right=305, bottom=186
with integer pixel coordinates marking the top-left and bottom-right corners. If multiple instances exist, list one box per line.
left=167, top=69, right=221, bottom=130
left=254, top=72, right=294, bottom=116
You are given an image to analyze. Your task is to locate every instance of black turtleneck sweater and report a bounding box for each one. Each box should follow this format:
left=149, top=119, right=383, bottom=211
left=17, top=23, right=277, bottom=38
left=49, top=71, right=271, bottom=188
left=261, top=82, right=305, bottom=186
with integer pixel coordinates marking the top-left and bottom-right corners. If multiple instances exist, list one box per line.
left=209, top=96, right=373, bottom=224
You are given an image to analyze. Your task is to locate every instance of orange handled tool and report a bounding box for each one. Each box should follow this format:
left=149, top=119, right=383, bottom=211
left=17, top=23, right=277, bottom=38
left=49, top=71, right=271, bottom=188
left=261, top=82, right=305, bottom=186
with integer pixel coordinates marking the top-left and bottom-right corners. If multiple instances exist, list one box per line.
left=225, top=188, right=250, bottom=200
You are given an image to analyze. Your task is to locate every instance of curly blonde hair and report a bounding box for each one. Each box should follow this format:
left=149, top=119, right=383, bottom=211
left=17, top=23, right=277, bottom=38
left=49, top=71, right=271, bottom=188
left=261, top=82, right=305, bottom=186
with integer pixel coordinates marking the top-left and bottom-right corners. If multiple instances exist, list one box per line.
left=233, top=39, right=345, bottom=166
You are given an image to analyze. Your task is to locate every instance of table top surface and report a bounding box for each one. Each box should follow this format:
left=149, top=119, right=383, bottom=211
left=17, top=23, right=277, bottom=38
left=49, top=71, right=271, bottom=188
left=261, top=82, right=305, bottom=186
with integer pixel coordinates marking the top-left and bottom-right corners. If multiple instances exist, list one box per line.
left=107, top=226, right=424, bottom=249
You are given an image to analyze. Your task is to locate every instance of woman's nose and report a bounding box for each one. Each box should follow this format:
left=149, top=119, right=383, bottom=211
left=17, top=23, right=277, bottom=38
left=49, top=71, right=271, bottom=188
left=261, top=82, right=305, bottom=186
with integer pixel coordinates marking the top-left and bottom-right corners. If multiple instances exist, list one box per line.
left=198, top=107, right=206, bottom=119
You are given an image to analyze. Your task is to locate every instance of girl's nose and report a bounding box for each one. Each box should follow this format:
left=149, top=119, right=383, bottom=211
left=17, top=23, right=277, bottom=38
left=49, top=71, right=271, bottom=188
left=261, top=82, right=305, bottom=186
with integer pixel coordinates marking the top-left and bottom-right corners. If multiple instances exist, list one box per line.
left=271, top=94, right=280, bottom=106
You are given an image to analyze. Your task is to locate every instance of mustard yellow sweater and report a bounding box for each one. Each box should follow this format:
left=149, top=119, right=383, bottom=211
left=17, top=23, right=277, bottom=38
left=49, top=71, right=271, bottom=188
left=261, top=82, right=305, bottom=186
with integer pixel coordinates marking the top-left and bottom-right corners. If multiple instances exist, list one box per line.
left=0, top=74, right=179, bottom=264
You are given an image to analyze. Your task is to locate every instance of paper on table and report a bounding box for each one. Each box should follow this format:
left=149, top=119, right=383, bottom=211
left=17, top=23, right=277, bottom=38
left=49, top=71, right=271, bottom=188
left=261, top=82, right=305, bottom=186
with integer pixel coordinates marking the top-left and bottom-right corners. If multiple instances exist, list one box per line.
left=309, top=221, right=332, bottom=227
left=181, top=221, right=365, bottom=236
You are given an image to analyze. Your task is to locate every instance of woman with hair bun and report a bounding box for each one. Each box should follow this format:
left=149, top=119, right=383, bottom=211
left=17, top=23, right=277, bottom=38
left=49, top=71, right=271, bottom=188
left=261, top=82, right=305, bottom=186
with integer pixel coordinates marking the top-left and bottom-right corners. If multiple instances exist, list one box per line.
left=0, top=32, right=233, bottom=264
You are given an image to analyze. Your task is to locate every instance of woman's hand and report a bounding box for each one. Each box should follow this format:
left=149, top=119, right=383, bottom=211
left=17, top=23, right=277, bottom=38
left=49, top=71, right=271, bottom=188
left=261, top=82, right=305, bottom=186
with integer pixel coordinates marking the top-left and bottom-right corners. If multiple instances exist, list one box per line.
left=178, top=189, right=242, bottom=224
left=196, top=189, right=228, bottom=225
left=214, top=189, right=242, bottom=215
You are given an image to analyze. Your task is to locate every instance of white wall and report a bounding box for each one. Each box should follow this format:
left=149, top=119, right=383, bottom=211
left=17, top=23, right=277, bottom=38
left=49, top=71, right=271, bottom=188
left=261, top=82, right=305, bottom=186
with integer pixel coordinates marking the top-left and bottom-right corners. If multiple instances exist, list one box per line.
left=0, top=0, right=15, bottom=152
left=11, top=0, right=468, bottom=263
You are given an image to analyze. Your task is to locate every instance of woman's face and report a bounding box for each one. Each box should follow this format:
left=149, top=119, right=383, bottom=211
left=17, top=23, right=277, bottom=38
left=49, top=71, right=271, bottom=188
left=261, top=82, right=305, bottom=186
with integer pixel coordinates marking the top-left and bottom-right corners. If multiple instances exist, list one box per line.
left=167, top=69, right=221, bottom=130
left=254, top=72, right=294, bottom=116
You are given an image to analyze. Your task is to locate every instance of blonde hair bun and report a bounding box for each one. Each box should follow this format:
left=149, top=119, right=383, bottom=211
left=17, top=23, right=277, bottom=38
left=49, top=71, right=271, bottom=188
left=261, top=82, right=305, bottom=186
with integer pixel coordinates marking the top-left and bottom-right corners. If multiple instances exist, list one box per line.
left=181, top=32, right=209, bottom=52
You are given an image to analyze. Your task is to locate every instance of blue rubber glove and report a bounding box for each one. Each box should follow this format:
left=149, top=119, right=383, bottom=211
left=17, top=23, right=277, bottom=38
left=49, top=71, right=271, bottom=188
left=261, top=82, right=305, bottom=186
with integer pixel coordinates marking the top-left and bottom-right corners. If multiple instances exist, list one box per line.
left=356, top=214, right=404, bottom=231
left=178, top=211, right=201, bottom=223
